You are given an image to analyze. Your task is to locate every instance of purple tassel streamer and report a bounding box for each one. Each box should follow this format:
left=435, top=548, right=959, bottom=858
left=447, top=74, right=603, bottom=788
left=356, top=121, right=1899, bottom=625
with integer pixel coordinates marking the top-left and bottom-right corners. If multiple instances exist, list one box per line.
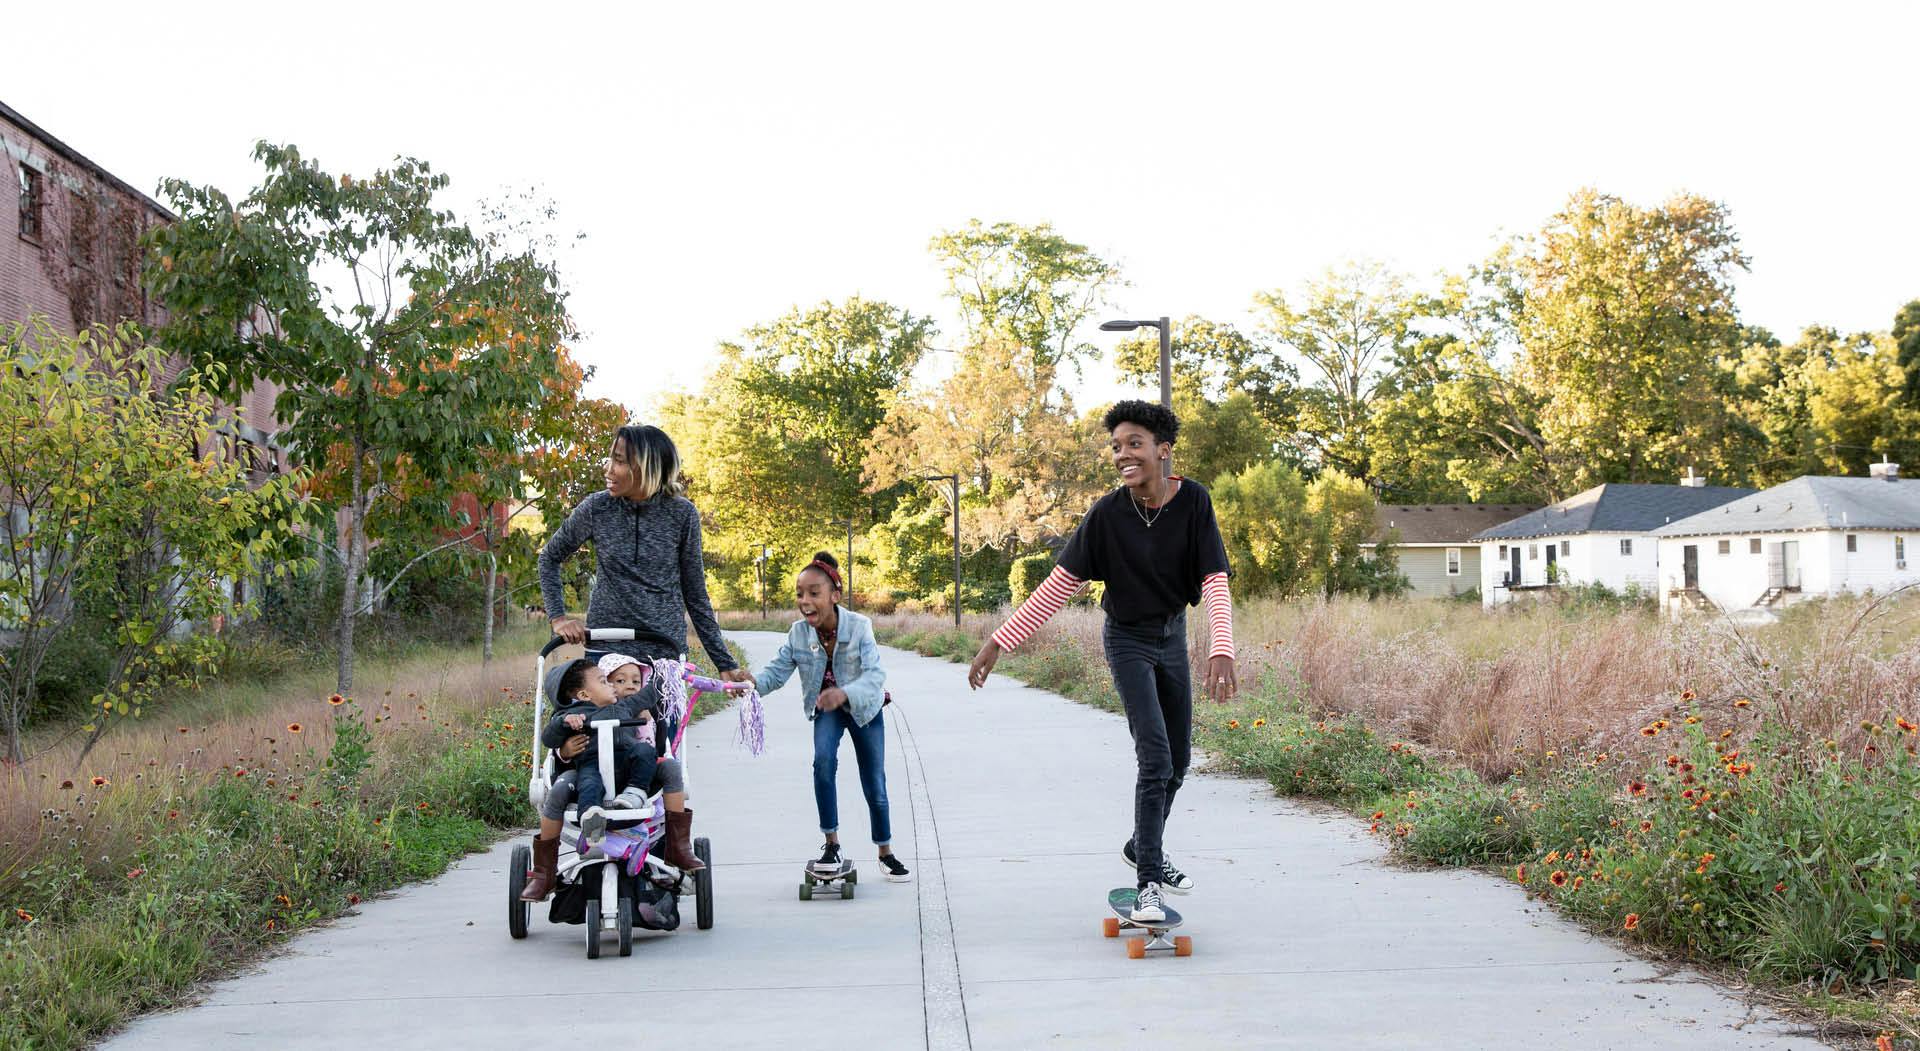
left=736, top=688, right=767, bottom=756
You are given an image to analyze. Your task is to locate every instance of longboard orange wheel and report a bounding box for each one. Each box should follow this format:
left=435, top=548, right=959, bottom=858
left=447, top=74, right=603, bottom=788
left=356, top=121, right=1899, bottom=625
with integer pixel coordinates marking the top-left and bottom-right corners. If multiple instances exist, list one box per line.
left=1174, top=935, right=1193, bottom=957
left=1126, top=937, right=1147, bottom=959
left=1102, top=917, right=1120, bottom=938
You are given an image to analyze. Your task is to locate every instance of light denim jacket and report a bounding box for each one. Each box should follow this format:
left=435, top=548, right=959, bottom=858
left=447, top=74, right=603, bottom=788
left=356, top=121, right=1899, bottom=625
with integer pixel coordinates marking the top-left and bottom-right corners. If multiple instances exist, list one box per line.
left=752, top=608, right=887, bottom=727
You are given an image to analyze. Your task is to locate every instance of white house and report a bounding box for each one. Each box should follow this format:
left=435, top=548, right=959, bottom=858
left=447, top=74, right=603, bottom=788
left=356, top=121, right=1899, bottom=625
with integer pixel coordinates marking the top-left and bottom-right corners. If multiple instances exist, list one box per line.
left=1650, top=463, right=1920, bottom=616
left=1370, top=503, right=1539, bottom=599
left=1471, top=480, right=1755, bottom=607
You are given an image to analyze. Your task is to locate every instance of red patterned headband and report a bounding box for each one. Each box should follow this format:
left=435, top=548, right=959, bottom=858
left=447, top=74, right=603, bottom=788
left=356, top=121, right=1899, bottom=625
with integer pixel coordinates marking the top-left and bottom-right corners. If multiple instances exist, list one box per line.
left=805, top=559, right=842, bottom=589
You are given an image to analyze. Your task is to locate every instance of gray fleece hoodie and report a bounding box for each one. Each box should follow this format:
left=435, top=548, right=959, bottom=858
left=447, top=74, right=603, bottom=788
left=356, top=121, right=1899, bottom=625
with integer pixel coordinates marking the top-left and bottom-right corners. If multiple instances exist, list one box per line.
left=537, top=490, right=737, bottom=672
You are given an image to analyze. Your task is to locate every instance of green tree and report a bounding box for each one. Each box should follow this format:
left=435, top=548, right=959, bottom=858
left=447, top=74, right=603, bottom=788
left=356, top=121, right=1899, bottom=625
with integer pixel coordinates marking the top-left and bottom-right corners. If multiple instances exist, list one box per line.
left=0, top=318, right=306, bottom=762
left=1211, top=459, right=1313, bottom=597
left=1507, top=189, right=1748, bottom=494
left=665, top=297, right=931, bottom=599
left=1808, top=331, right=1920, bottom=476
left=1111, top=316, right=1303, bottom=482
left=862, top=338, right=1106, bottom=554
left=148, top=143, right=573, bottom=693
left=930, top=220, right=1119, bottom=364
left=1365, top=268, right=1552, bottom=502
left=1894, top=299, right=1920, bottom=404
left=1255, top=262, right=1423, bottom=480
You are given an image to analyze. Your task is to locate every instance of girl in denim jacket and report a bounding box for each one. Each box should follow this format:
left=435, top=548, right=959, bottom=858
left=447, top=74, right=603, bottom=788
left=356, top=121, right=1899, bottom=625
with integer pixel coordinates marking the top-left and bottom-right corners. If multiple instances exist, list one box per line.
left=752, top=552, right=910, bottom=882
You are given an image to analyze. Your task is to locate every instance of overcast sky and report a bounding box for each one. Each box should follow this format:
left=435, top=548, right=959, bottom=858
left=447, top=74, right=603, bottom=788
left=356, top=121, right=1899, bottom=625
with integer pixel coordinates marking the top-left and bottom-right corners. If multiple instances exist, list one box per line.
left=9, top=1, right=1917, bottom=411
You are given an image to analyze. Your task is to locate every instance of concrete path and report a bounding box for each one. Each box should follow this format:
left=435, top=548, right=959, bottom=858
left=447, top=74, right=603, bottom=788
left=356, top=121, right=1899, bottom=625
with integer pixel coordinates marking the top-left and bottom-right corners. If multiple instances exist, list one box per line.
left=106, top=632, right=1832, bottom=1050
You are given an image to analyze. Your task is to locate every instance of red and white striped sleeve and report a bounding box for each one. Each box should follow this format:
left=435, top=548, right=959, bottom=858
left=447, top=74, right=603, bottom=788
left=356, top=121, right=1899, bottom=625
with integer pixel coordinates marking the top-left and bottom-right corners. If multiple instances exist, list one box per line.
left=989, top=565, right=1086, bottom=651
left=1202, top=572, right=1234, bottom=660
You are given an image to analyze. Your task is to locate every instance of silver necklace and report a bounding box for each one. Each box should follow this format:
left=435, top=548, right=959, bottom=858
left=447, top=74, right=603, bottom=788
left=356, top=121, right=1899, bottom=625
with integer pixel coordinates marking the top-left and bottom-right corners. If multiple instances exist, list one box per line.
left=1132, top=486, right=1169, bottom=528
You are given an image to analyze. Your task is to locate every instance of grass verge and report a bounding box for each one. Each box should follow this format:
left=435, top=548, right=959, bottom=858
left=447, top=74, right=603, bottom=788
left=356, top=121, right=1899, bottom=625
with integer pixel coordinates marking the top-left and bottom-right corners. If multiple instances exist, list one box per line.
left=831, top=602, right=1920, bottom=1050
left=0, top=627, right=746, bottom=1050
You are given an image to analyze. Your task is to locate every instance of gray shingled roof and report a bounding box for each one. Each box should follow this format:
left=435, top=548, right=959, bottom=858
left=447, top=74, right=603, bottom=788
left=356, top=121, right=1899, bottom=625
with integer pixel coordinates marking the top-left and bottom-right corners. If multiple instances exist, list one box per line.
left=1371, top=504, right=1541, bottom=545
left=1471, top=483, right=1755, bottom=541
left=1651, top=476, right=1920, bottom=537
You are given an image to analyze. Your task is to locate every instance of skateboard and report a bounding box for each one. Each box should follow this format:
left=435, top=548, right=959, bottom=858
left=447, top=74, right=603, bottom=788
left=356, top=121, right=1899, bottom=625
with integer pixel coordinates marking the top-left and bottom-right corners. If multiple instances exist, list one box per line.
left=1103, top=888, right=1193, bottom=958
left=800, top=860, right=856, bottom=900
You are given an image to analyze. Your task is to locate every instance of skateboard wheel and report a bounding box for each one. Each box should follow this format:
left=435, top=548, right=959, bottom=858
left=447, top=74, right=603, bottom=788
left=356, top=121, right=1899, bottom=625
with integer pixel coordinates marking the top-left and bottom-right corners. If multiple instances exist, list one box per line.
left=1125, top=937, right=1146, bottom=959
left=799, top=883, right=812, bottom=901
left=1174, top=935, right=1193, bottom=957
left=842, top=881, right=855, bottom=900
left=1102, top=917, right=1120, bottom=938
left=846, top=869, right=857, bottom=884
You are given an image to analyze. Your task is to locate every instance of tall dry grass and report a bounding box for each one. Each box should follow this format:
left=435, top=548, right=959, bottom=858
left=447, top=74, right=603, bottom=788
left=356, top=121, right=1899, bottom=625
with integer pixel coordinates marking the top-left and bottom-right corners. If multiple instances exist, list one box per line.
left=828, top=590, right=1920, bottom=783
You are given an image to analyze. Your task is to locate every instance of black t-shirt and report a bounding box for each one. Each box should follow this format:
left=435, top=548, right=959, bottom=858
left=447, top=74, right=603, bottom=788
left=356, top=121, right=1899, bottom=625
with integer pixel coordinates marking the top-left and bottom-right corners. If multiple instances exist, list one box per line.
left=1055, top=478, right=1232, bottom=625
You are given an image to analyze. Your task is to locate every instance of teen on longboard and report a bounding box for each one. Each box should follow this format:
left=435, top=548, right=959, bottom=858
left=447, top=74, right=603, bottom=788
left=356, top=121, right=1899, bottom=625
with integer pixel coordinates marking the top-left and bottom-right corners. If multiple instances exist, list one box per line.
left=969, top=400, right=1237, bottom=927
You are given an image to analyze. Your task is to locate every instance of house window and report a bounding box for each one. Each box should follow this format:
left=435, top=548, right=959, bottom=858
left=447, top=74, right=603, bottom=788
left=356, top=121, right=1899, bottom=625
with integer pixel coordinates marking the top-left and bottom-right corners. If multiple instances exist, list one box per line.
left=1446, top=548, right=1462, bottom=576
left=1528, top=544, right=1538, bottom=561
left=1619, top=538, right=1633, bottom=556
left=1497, top=544, right=1507, bottom=558
left=1898, top=536, right=1907, bottom=570
left=1749, top=538, right=1762, bottom=554
left=17, top=165, right=42, bottom=240
left=1717, top=540, right=1731, bottom=555
left=1560, top=541, right=1570, bottom=556
left=1847, top=534, right=1857, bottom=553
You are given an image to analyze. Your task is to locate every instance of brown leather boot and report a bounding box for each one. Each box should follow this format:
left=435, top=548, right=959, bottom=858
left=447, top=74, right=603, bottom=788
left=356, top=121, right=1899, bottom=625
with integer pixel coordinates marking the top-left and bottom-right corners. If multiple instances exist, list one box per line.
left=520, top=833, right=560, bottom=902
left=658, top=808, right=705, bottom=872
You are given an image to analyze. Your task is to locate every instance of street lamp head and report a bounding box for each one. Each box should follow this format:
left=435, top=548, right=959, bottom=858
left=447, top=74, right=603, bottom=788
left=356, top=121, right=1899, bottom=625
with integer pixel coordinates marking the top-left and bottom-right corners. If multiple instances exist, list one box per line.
left=1099, top=320, right=1141, bottom=332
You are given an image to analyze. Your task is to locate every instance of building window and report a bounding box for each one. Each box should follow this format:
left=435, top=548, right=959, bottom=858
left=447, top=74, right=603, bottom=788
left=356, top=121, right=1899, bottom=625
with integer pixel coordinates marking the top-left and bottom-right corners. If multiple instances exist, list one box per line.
left=1528, top=544, right=1537, bottom=561
left=1560, top=541, right=1570, bottom=556
left=1847, top=534, right=1857, bottom=553
left=1497, top=545, right=1507, bottom=558
left=1446, top=547, right=1462, bottom=576
left=1898, top=536, right=1907, bottom=570
left=1619, top=538, right=1633, bottom=556
left=1749, top=538, right=1762, bottom=554
left=1717, top=539, right=1731, bottom=555
left=17, top=165, right=42, bottom=241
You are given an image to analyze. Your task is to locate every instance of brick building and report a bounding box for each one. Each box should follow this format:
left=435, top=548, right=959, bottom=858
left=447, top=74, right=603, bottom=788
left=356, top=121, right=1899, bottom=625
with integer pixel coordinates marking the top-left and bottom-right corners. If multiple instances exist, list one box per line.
left=2, top=99, right=285, bottom=482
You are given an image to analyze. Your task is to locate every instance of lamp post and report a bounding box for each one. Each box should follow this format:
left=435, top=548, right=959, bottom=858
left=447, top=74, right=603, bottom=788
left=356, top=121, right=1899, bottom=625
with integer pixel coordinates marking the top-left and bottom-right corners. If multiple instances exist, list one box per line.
left=918, top=474, right=961, bottom=626
left=1100, top=316, right=1173, bottom=476
left=829, top=518, right=855, bottom=604
left=754, top=543, right=771, bottom=620
left=1099, top=316, right=1172, bottom=410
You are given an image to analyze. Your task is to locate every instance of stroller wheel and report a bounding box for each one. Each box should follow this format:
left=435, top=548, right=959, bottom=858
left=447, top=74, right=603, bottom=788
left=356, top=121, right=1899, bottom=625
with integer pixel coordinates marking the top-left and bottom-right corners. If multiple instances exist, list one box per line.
left=585, top=900, right=601, bottom=960
left=507, top=844, right=530, bottom=940
left=617, top=896, right=634, bottom=957
left=694, top=837, right=713, bottom=930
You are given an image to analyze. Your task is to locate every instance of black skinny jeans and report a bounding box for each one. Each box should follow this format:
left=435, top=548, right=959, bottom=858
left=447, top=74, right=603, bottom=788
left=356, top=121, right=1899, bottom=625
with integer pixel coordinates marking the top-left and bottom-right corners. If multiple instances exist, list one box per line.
left=1102, top=611, right=1191, bottom=885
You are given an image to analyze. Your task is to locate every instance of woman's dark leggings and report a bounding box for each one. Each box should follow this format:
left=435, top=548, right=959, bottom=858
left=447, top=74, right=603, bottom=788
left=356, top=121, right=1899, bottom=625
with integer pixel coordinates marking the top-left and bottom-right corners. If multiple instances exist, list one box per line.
left=1102, top=611, right=1191, bottom=887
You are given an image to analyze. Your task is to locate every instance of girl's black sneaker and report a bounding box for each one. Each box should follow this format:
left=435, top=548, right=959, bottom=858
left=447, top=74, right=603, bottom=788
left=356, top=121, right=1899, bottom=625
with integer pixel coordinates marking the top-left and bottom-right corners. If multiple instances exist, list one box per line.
left=811, top=841, right=843, bottom=873
left=878, top=854, right=912, bottom=883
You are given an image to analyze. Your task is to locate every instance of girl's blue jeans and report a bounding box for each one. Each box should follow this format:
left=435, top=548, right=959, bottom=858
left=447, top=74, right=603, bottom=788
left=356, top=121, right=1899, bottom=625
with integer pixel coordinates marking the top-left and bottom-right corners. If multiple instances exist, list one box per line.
left=813, top=706, right=889, bottom=846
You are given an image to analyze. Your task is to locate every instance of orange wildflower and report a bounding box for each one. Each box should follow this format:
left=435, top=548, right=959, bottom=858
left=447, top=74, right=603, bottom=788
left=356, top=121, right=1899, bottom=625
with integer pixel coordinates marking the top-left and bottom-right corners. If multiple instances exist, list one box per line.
left=1550, top=870, right=1569, bottom=887
left=287, top=723, right=302, bottom=734
left=1897, top=717, right=1916, bottom=734
left=1622, top=913, right=1640, bottom=931
left=126, top=868, right=144, bottom=879
left=328, top=694, right=346, bottom=706
left=1252, top=718, right=1266, bottom=728
left=1515, top=864, right=1528, bottom=883
left=1227, top=720, right=1240, bottom=730
left=1681, top=689, right=1696, bottom=701
left=1628, top=781, right=1647, bottom=796
left=1733, top=699, right=1751, bottom=709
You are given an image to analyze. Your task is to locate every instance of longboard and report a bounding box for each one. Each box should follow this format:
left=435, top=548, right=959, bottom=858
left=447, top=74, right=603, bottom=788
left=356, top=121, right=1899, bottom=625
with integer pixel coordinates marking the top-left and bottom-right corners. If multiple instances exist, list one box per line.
left=1104, top=888, right=1192, bottom=958
left=800, top=860, right=857, bottom=900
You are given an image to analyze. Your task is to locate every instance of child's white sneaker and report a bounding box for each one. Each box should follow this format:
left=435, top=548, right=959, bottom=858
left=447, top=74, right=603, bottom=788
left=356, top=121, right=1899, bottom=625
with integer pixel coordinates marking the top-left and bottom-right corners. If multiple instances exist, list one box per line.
left=581, top=806, right=608, bottom=844
left=611, top=787, right=647, bottom=810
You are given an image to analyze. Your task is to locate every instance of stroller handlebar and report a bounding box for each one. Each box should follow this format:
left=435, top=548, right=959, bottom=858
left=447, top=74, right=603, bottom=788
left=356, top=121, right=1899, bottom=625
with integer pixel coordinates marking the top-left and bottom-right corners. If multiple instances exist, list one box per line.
left=538, top=626, right=684, bottom=658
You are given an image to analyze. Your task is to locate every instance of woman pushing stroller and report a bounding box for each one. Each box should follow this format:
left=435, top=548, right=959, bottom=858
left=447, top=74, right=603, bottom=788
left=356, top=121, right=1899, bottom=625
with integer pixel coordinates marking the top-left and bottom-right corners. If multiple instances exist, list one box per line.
left=520, top=424, right=749, bottom=903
